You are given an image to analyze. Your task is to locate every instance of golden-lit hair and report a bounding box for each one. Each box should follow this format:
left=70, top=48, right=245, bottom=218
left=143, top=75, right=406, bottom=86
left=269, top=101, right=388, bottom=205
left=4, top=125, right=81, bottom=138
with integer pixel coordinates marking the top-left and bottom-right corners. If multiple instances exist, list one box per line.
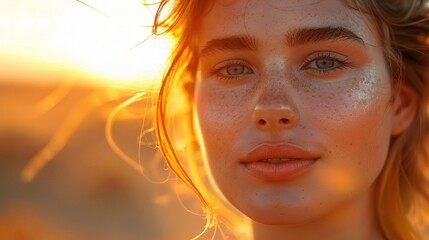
left=344, top=1, right=429, bottom=239
left=151, top=0, right=429, bottom=239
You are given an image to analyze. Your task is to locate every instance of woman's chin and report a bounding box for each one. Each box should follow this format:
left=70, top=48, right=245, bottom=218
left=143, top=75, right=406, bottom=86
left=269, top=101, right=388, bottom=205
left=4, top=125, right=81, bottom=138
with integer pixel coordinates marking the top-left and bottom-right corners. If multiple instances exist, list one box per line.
left=236, top=201, right=324, bottom=226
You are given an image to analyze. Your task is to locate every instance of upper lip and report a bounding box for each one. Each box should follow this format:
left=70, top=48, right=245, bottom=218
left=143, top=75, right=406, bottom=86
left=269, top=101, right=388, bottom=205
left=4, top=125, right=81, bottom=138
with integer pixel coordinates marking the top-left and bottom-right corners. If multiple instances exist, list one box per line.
left=240, top=143, right=319, bottom=163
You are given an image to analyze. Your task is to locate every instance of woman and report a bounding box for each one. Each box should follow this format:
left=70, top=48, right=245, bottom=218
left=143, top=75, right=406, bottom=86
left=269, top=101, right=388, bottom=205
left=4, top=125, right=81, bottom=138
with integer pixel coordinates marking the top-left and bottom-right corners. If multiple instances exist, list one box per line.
left=151, top=0, right=429, bottom=239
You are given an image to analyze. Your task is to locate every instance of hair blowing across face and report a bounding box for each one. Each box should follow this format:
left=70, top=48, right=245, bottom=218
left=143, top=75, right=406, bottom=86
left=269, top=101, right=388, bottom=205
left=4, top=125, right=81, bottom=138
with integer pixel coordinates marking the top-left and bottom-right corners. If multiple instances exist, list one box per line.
left=150, top=0, right=429, bottom=238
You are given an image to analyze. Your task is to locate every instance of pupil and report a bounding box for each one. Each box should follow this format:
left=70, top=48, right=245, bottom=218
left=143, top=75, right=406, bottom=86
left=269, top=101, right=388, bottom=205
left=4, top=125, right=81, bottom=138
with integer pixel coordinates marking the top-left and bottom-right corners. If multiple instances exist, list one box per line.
left=316, top=59, right=334, bottom=69
left=227, top=65, right=244, bottom=75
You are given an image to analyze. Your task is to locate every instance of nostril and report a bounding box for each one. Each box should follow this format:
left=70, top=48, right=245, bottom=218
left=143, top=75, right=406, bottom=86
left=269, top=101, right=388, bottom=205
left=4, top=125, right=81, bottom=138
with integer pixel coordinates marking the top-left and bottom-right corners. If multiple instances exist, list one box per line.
left=279, top=118, right=290, bottom=124
left=258, top=119, right=267, bottom=125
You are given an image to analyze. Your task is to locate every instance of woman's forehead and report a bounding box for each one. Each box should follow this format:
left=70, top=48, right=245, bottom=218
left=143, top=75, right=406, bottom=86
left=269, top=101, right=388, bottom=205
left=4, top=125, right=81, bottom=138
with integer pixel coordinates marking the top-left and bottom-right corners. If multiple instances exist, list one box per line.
left=197, top=0, right=380, bottom=49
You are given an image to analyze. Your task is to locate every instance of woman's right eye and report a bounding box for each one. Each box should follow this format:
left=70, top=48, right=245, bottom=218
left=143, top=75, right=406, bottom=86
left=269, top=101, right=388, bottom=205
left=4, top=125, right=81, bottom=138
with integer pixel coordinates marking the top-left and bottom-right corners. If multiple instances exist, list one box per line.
left=211, top=61, right=254, bottom=80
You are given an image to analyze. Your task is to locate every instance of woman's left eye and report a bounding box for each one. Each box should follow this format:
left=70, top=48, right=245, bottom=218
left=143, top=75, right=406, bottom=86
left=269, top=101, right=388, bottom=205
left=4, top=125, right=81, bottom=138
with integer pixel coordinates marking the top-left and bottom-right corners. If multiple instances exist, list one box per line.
left=311, top=59, right=336, bottom=69
left=302, top=52, right=350, bottom=73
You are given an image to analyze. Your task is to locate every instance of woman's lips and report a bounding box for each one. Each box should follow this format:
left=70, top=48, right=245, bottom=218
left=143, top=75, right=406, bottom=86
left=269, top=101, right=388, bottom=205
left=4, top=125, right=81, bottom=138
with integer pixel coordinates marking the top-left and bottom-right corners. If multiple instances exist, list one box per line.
left=240, top=143, right=319, bottom=181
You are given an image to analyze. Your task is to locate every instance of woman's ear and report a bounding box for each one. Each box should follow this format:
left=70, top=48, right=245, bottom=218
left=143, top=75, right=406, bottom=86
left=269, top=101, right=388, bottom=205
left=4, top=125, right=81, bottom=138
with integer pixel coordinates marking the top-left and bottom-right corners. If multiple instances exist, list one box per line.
left=391, top=83, right=418, bottom=136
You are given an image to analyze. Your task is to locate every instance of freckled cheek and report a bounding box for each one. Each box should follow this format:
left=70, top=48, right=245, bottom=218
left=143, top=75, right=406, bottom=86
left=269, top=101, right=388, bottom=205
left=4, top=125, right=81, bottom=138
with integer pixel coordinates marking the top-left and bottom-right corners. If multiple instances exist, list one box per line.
left=300, top=82, right=391, bottom=192
left=194, top=89, right=250, bottom=150
left=303, top=86, right=390, bottom=144
left=297, top=73, right=392, bottom=146
left=298, top=74, right=389, bottom=127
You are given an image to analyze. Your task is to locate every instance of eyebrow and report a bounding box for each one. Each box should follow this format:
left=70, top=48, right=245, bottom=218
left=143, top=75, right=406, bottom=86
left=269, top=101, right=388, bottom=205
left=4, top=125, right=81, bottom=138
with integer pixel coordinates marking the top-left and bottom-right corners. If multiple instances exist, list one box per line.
left=200, top=35, right=257, bottom=56
left=285, top=26, right=365, bottom=46
left=199, top=26, right=364, bottom=56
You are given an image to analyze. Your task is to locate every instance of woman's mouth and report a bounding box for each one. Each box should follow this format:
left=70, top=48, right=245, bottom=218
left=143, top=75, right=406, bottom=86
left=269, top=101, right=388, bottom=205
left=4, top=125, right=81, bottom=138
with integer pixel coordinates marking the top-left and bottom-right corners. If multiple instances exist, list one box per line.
left=260, top=158, right=298, bottom=163
left=241, top=143, right=319, bottom=181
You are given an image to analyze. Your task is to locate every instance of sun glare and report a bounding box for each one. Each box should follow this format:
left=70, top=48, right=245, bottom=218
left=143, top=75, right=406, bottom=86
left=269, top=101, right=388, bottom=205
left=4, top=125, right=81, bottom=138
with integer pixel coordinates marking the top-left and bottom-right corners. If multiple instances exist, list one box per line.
left=0, top=0, right=172, bottom=86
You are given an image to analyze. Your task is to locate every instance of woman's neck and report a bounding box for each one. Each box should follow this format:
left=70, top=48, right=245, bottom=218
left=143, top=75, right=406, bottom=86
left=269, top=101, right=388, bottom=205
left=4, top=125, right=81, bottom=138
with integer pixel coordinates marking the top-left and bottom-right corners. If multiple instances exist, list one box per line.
left=251, top=190, right=385, bottom=240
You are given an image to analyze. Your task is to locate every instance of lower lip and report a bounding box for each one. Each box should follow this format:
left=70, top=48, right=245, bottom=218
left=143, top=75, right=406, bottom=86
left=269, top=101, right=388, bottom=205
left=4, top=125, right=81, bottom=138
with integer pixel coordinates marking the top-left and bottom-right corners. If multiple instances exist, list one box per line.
left=243, top=159, right=317, bottom=181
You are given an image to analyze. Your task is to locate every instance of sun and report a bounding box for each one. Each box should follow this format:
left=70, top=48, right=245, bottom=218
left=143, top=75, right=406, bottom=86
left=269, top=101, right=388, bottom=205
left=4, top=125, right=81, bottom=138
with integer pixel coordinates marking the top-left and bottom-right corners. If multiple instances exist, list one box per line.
left=0, top=0, right=172, bottom=86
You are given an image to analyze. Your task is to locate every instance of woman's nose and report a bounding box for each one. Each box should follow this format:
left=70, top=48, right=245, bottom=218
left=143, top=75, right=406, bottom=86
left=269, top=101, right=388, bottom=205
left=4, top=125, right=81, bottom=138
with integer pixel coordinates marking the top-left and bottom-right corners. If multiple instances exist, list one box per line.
left=252, top=62, right=299, bottom=130
left=252, top=104, right=298, bottom=130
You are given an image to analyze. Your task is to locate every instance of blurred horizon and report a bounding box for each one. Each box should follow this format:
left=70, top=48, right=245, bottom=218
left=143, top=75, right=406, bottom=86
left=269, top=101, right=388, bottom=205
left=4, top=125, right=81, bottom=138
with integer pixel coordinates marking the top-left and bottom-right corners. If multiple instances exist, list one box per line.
left=0, top=0, right=171, bottom=86
left=0, top=1, right=212, bottom=239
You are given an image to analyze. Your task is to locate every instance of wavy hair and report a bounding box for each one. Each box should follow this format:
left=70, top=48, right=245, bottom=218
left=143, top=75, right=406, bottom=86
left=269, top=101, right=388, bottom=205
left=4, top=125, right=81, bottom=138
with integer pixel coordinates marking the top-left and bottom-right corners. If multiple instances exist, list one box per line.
left=150, top=0, right=429, bottom=238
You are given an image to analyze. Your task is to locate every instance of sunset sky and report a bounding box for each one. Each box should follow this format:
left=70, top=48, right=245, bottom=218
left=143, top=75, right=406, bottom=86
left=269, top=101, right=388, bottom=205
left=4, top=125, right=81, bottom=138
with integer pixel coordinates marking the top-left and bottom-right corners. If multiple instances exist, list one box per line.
left=0, top=2, right=201, bottom=239
left=0, top=0, right=171, bottom=85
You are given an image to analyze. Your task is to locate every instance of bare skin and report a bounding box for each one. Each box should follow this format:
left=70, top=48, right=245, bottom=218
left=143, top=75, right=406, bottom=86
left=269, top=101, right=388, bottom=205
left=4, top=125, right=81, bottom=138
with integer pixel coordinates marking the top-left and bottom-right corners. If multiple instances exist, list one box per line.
left=193, top=0, right=415, bottom=239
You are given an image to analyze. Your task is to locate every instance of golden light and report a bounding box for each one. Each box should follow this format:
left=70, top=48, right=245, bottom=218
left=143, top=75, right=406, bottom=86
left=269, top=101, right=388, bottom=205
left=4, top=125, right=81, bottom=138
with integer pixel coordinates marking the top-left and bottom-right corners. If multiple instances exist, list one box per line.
left=0, top=0, right=175, bottom=182
left=0, top=0, right=172, bottom=86
left=0, top=5, right=212, bottom=240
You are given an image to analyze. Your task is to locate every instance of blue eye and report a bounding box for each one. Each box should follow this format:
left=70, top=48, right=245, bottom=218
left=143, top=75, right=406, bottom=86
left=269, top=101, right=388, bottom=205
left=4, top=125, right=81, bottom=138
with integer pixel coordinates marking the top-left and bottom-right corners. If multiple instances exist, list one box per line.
left=312, top=59, right=336, bottom=69
left=302, top=52, right=350, bottom=74
left=226, top=64, right=249, bottom=75
left=212, top=61, right=254, bottom=79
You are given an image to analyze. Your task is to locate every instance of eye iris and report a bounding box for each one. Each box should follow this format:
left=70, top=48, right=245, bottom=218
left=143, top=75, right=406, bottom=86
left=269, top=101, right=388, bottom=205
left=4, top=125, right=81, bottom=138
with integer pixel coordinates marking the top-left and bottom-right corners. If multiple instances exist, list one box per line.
left=226, top=65, right=245, bottom=75
left=315, top=59, right=335, bottom=69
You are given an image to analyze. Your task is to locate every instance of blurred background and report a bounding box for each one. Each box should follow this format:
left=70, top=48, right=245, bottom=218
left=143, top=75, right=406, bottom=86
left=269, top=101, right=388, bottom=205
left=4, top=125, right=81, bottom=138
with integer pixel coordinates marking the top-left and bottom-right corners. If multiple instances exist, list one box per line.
left=0, top=0, right=211, bottom=239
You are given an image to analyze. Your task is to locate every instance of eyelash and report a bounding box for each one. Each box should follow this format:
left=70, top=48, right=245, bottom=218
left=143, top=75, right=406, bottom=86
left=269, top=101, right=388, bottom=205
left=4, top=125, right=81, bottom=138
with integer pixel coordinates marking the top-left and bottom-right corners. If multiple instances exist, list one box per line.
left=209, top=52, right=351, bottom=80
left=301, top=52, right=351, bottom=74
left=210, top=60, right=254, bottom=81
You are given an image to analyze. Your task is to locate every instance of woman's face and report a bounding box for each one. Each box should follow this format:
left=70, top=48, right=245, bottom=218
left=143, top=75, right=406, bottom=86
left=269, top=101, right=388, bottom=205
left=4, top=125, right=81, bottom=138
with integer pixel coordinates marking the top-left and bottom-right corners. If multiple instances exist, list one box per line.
left=194, top=0, right=394, bottom=225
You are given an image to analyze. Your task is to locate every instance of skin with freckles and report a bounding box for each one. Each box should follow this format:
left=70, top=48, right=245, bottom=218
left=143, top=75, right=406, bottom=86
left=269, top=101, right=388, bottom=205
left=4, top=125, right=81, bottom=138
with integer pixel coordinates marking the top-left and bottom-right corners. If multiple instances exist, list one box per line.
left=193, top=0, right=399, bottom=239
